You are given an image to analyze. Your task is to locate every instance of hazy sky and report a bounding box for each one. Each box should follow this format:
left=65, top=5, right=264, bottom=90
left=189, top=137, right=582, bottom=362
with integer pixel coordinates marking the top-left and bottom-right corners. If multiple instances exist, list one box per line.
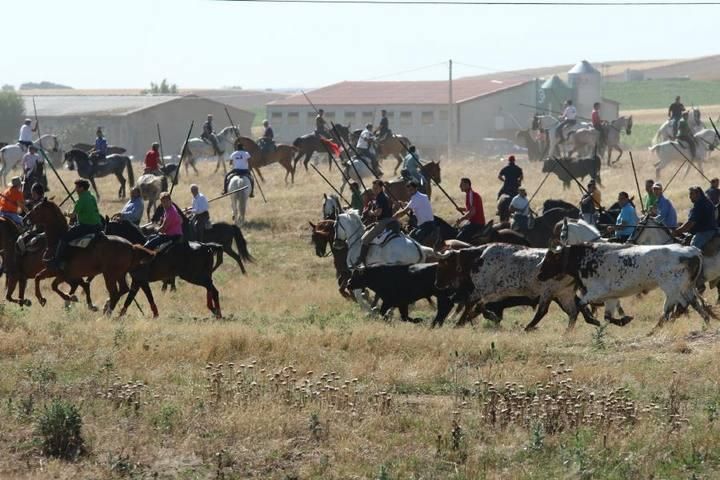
left=2, top=0, right=717, bottom=90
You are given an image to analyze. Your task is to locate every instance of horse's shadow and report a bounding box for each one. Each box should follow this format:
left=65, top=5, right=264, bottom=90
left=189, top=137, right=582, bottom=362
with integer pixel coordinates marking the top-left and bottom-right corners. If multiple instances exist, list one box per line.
left=242, top=219, right=272, bottom=230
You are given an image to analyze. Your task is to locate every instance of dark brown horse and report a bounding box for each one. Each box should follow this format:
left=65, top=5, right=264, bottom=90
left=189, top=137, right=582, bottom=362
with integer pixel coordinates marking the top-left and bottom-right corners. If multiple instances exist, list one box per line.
left=71, top=143, right=127, bottom=155
left=26, top=199, right=155, bottom=313
left=292, top=134, right=342, bottom=173
left=309, top=220, right=353, bottom=300
left=235, top=136, right=297, bottom=184
left=384, top=161, right=442, bottom=203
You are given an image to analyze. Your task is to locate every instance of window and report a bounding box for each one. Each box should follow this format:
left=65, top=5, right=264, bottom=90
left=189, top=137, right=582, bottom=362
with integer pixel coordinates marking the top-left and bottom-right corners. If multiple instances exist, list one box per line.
left=325, top=112, right=336, bottom=121
left=421, top=111, right=434, bottom=125
left=288, top=112, right=299, bottom=125
left=271, top=112, right=283, bottom=123
left=439, top=110, right=449, bottom=121
left=386, top=111, right=395, bottom=120
left=361, top=111, right=374, bottom=124
left=344, top=111, right=356, bottom=122
left=400, top=112, right=413, bottom=126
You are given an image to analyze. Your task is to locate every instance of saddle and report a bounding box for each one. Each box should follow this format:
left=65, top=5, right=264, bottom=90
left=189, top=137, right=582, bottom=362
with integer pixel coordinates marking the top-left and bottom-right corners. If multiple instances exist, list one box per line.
left=368, top=220, right=401, bottom=246
left=68, top=232, right=102, bottom=249
left=16, top=231, right=45, bottom=255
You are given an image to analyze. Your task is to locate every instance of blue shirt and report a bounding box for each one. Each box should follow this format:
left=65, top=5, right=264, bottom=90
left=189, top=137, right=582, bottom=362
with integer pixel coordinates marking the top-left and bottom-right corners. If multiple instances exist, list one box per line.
left=655, top=195, right=677, bottom=228
left=95, top=137, right=107, bottom=155
left=688, top=194, right=717, bottom=234
left=615, top=203, right=638, bottom=238
left=119, top=196, right=144, bottom=225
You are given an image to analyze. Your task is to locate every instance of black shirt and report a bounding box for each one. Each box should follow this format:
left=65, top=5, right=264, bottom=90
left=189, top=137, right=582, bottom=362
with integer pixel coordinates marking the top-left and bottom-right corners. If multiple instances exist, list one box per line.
left=375, top=191, right=392, bottom=219
left=264, top=127, right=274, bottom=140
left=581, top=193, right=595, bottom=214
left=669, top=102, right=685, bottom=119
left=499, top=164, right=523, bottom=190
left=706, top=187, right=720, bottom=206
left=688, top=194, right=717, bottom=233
left=379, top=117, right=389, bottom=129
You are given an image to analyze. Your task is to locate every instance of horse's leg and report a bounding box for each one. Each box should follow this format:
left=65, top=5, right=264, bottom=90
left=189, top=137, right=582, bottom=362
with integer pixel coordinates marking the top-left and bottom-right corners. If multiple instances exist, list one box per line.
left=102, top=273, right=120, bottom=315
left=5, top=275, right=22, bottom=306
left=614, top=146, right=623, bottom=164
left=49, top=276, right=73, bottom=303
left=89, top=177, right=100, bottom=200
left=140, top=282, right=159, bottom=317
left=223, top=243, right=245, bottom=274
left=303, top=152, right=312, bottom=171
left=327, top=153, right=333, bottom=172
left=79, top=277, right=97, bottom=311
left=34, top=268, right=55, bottom=307
left=116, top=172, right=126, bottom=199
left=118, top=279, right=141, bottom=317
left=292, top=150, right=303, bottom=174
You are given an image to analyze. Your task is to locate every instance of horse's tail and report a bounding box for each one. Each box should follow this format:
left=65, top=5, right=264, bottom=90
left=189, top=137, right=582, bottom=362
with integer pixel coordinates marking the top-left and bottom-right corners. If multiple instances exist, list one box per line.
left=232, top=225, right=254, bottom=263
left=207, top=243, right=224, bottom=273
left=126, top=156, right=135, bottom=186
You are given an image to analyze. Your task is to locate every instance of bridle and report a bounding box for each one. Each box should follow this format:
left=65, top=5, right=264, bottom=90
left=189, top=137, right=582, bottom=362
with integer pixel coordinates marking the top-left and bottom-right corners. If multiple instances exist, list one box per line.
left=333, top=214, right=364, bottom=251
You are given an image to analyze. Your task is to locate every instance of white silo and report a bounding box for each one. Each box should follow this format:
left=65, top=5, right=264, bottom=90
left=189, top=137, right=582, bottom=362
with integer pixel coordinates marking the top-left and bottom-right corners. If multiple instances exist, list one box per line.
left=567, top=60, right=602, bottom=119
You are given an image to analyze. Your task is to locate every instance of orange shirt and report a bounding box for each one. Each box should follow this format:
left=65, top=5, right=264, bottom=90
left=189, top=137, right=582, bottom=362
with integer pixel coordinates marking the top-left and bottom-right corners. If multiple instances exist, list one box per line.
left=0, top=187, right=23, bottom=213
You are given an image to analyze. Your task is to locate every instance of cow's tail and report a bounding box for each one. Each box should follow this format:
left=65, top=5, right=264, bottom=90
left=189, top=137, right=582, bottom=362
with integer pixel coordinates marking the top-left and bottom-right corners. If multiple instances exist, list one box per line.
left=683, top=254, right=703, bottom=285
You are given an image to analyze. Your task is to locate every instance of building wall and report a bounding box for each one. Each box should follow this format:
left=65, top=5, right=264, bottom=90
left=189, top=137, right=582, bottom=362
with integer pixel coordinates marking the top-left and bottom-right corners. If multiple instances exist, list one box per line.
left=569, top=72, right=602, bottom=119
left=266, top=104, right=450, bottom=150
left=456, top=82, right=537, bottom=148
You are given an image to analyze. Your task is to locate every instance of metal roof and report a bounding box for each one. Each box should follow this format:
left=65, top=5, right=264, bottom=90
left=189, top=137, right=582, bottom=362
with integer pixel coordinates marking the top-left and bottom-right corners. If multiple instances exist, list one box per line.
left=23, top=95, right=183, bottom=116
left=540, top=75, right=569, bottom=90
left=568, top=60, right=600, bottom=75
left=269, top=77, right=531, bottom=107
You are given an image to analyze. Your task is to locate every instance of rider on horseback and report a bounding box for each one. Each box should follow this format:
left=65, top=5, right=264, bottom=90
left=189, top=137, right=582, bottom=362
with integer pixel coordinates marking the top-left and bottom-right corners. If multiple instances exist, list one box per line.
left=455, top=178, right=486, bottom=243
left=0, top=177, right=26, bottom=226
left=357, top=123, right=378, bottom=172
left=145, top=192, right=184, bottom=250
left=259, top=120, right=276, bottom=154
left=591, top=102, right=607, bottom=150
left=394, top=181, right=434, bottom=244
left=202, top=114, right=222, bottom=156
left=89, top=127, right=107, bottom=170
left=315, top=109, right=329, bottom=139
left=48, top=179, right=103, bottom=270
left=357, top=179, right=393, bottom=267
left=223, top=141, right=254, bottom=197
left=677, top=111, right=697, bottom=160
left=557, top=100, right=577, bottom=142
left=18, top=119, right=37, bottom=151
left=117, top=186, right=144, bottom=226
left=509, top=187, right=530, bottom=233
left=675, top=186, right=718, bottom=249
left=401, top=145, right=425, bottom=189
left=497, top=155, right=523, bottom=199
left=375, top=110, right=391, bottom=142
left=188, top=184, right=210, bottom=242
left=669, top=96, right=685, bottom=138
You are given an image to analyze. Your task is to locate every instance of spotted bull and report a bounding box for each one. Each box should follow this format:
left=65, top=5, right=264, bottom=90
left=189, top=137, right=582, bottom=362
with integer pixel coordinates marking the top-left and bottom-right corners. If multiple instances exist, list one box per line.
left=537, top=243, right=713, bottom=331
left=435, top=244, right=599, bottom=331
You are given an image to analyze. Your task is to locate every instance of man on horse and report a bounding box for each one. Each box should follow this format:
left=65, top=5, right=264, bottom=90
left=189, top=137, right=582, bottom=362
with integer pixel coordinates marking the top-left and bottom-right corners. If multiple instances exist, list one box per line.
left=223, top=142, right=254, bottom=197
left=608, top=191, right=638, bottom=242
left=643, top=179, right=657, bottom=213
left=202, top=114, right=222, bottom=156
left=349, top=182, right=364, bottom=210
left=22, top=145, right=43, bottom=191
left=48, top=179, right=103, bottom=270
left=509, top=187, right=530, bottom=233
left=455, top=177, right=485, bottom=243
left=0, top=177, right=26, bottom=226
left=652, top=183, right=678, bottom=228
left=188, top=184, right=210, bottom=242
left=144, top=142, right=162, bottom=175
left=580, top=181, right=598, bottom=225
left=497, top=155, right=523, bottom=199
left=315, top=109, right=329, bottom=139
left=375, top=110, right=391, bottom=142
left=394, top=181, right=434, bottom=244
left=591, top=102, right=607, bottom=150
left=401, top=145, right=425, bottom=189
left=668, top=96, right=685, bottom=138
left=259, top=119, right=276, bottom=154
left=117, top=186, right=144, bottom=226
left=557, top=100, right=577, bottom=142
left=145, top=192, right=184, bottom=250
left=89, top=127, right=108, bottom=169
left=706, top=178, right=720, bottom=207
left=357, top=123, right=378, bottom=171
left=675, top=186, right=718, bottom=249
left=18, top=119, right=37, bottom=151
left=677, top=111, right=697, bottom=160
left=357, top=179, right=393, bottom=267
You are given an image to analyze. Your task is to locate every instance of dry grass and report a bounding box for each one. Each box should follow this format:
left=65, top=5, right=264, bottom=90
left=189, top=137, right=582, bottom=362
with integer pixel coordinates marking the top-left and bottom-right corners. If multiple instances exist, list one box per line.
left=2, top=149, right=720, bottom=479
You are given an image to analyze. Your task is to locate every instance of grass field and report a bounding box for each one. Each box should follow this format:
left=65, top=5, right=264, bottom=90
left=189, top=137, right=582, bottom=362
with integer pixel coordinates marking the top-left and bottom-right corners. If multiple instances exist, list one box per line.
left=2, top=152, right=720, bottom=479
left=605, top=79, right=720, bottom=110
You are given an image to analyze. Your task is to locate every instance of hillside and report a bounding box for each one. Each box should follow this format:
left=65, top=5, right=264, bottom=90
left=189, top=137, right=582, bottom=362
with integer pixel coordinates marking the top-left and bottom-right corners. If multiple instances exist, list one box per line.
left=603, top=79, right=720, bottom=110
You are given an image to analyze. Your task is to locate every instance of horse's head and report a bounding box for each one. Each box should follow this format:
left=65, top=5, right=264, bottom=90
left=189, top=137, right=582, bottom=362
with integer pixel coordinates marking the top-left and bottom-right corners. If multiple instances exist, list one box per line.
left=422, top=161, right=441, bottom=184
left=322, top=194, right=340, bottom=220
left=309, top=220, right=335, bottom=256
left=64, top=150, right=76, bottom=171
left=27, top=198, right=67, bottom=231
left=332, top=211, right=361, bottom=249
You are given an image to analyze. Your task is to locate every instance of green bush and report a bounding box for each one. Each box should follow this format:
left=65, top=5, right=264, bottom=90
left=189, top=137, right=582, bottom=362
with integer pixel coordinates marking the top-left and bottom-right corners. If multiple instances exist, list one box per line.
left=35, top=400, right=85, bottom=460
left=0, top=90, right=25, bottom=141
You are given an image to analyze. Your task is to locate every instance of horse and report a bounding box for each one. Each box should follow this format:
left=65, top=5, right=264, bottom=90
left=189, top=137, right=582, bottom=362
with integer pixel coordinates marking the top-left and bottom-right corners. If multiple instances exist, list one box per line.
left=349, top=131, right=411, bottom=174
left=520, top=207, right=579, bottom=248
left=653, top=107, right=705, bottom=144
left=181, top=126, right=239, bottom=175
left=228, top=174, right=251, bottom=226
left=383, top=161, right=441, bottom=202
left=515, top=129, right=544, bottom=161
left=135, top=164, right=178, bottom=220
left=0, top=218, right=96, bottom=309
left=0, top=134, right=62, bottom=185
left=309, top=219, right=355, bottom=301
left=322, top=193, right=343, bottom=220
left=532, top=114, right=588, bottom=158
left=25, top=199, right=155, bottom=313
left=497, top=194, right=512, bottom=222
left=71, top=143, right=127, bottom=155
left=567, top=116, right=633, bottom=165
left=339, top=156, right=381, bottom=193
left=650, top=128, right=718, bottom=178
left=64, top=149, right=135, bottom=199
left=292, top=133, right=342, bottom=173
left=234, top=136, right=296, bottom=183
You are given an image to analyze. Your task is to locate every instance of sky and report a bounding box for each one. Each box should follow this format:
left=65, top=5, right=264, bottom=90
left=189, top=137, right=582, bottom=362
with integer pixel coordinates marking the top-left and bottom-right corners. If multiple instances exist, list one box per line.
left=1, top=0, right=718, bottom=90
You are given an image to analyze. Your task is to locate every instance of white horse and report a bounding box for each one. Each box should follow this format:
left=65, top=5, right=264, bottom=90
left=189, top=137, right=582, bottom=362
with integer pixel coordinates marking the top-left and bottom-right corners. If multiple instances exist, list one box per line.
left=653, top=108, right=705, bottom=144
left=339, top=157, right=378, bottom=193
left=0, top=134, right=62, bottom=185
left=322, top=193, right=342, bottom=219
left=567, top=116, right=633, bottom=165
left=650, top=128, right=719, bottom=178
left=533, top=114, right=590, bottom=158
left=180, top=126, right=239, bottom=175
left=334, top=210, right=436, bottom=307
left=229, top=174, right=251, bottom=227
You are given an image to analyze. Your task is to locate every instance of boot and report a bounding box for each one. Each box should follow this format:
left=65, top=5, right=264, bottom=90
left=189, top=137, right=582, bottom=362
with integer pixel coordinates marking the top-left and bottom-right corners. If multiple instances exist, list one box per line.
left=357, top=244, right=370, bottom=268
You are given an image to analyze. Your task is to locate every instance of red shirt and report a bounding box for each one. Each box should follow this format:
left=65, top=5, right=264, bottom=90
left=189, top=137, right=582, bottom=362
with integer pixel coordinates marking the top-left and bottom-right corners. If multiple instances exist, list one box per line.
left=591, top=110, right=601, bottom=128
left=144, top=150, right=160, bottom=170
left=465, top=190, right=485, bottom=225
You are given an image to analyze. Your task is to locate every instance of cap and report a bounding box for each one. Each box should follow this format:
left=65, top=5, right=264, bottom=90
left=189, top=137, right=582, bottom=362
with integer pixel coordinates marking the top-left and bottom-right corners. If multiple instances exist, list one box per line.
left=10, top=177, right=21, bottom=188
left=653, top=182, right=663, bottom=189
left=508, top=155, right=516, bottom=162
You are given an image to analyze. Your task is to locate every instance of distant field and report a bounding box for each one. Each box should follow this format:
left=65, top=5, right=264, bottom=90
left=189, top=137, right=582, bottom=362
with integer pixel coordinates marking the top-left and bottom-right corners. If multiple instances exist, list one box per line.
left=604, top=80, right=720, bottom=110
left=250, top=106, right=266, bottom=127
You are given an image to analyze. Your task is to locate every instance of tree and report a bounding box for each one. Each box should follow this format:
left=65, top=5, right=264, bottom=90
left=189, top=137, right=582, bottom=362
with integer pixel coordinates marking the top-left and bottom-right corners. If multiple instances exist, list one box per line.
left=2, top=84, right=15, bottom=91
left=0, top=90, right=25, bottom=141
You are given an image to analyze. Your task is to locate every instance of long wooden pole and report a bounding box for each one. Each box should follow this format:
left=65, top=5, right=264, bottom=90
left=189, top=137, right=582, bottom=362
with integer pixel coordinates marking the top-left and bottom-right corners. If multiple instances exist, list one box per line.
left=33, top=97, right=75, bottom=204
left=629, top=152, right=645, bottom=213
left=170, top=121, right=194, bottom=195
left=156, top=123, right=167, bottom=168
left=397, top=139, right=460, bottom=210
left=310, top=163, right=351, bottom=207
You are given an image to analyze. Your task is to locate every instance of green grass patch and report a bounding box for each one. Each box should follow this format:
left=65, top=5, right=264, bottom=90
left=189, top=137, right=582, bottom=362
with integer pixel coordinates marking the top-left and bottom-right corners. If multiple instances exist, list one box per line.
left=603, top=80, right=720, bottom=110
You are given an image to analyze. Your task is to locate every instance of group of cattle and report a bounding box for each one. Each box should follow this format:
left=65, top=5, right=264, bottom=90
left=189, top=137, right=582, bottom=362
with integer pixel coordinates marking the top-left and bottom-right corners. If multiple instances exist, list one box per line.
left=320, top=198, right=716, bottom=334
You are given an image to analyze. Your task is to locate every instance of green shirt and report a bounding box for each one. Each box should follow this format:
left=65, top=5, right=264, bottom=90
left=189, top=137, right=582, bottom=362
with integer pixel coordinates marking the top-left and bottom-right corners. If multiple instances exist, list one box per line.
left=350, top=190, right=363, bottom=211
left=73, top=190, right=102, bottom=225
left=643, top=193, right=657, bottom=211
left=678, top=118, right=691, bottom=137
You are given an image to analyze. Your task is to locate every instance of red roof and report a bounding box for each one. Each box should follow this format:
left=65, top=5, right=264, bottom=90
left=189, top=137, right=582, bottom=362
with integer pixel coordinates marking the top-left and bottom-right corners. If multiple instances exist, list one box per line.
left=270, top=77, right=531, bottom=106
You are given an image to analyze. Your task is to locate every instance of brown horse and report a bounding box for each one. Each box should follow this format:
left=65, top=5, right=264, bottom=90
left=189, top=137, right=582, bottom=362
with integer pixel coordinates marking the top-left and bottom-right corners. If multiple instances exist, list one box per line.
left=383, top=161, right=441, bottom=203
left=0, top=219, right=95, bottom=309
left=309, top=220, right=353, bottom=300
left=292, top=134, right=342, bottom=174
left=235, top=136, right=297, bottom=184
left=26, top=199, right=155, bottom=313
left=350, top=131, right=411, bottom=174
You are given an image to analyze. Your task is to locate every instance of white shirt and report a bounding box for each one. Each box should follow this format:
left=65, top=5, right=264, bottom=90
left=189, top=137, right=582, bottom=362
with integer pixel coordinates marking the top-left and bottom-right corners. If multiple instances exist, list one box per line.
left=22, top=152, right=41, bottom=173
left=357, top=129, right=375, bottom=149
left=563, top=105, right=577, bottom=120
left=407, top=191, right=433, bottom=225
left=19, top=124, right=33, bottom=142
left=510, top=194, right=530, bottom=216
left=230, top=150, right=251, bottom=170
left=191, top=193, right=209, bottom=214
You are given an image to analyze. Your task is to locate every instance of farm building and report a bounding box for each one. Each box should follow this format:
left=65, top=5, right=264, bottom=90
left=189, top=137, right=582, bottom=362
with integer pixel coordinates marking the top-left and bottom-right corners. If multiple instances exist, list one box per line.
left=267, top=60, right=620, bottom=155
left=23, top=94, right=255, bottom=161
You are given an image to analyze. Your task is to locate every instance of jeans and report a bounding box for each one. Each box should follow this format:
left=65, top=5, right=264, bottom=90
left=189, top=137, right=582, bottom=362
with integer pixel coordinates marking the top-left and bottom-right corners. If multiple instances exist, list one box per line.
left=0, top=212, right=23, bottom=226
left=145, top=234, right=182, bottom=250
left=456, top=223, right=484, bottom=243
left=691, top=229, right=717, bottom=249
left=410, top=221, right=435, bottom=244
left=671, top=117, right=681, bottom=137
left=191, top=211, right=210, bottom=242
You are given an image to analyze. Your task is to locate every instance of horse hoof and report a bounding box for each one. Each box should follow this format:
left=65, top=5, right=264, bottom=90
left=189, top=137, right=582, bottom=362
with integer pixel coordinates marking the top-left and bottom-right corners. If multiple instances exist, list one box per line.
left=22, top=299, right=31, bottom=307
left=88, top=305, right=99, bottom=312
left=39, top=298, right=46, bottom=307
left=70, top=295, right=78, bottom=303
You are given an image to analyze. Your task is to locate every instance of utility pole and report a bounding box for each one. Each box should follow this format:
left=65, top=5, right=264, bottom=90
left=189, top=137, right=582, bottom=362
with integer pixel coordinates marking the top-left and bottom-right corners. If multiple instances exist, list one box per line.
left=448, top=58, right=453, bottom=161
